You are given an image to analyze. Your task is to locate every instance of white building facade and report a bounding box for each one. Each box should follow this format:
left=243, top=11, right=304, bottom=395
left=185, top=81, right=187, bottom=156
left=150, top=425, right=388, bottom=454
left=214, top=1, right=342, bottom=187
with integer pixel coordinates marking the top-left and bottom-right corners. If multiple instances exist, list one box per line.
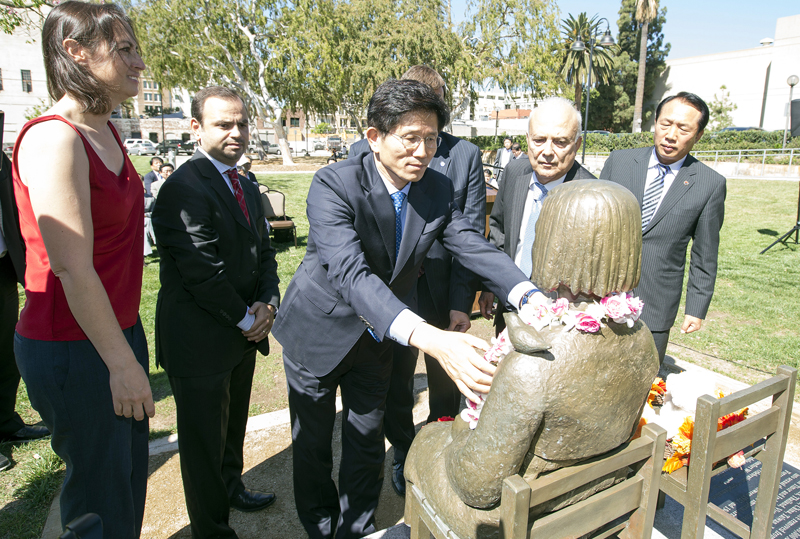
left=648, top=14, right=800, bottom=132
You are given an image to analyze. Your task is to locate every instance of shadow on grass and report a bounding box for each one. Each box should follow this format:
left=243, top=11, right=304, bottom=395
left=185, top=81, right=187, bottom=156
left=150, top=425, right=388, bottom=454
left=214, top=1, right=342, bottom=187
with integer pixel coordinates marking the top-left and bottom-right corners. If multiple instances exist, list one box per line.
left=757, top=228, right=779, bottom=236
left=150, top=369, right=172, bottom=404
left=0, top=447, right=64, bottom=539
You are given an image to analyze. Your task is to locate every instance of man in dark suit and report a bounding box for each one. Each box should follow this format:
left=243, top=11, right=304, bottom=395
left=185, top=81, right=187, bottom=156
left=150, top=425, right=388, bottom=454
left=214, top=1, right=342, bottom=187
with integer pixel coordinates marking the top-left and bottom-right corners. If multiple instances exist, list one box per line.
left=142, top=156, right=163, bottom=195
left=272, top=79, right=544, bottom=539
left=0, top=151, right=49, bottom=472
left=479, top=97, right=595, bottom=334
left=152, top=86, right=280, bottom=539
left=350, top=65, right=486, bottom=496
left=601, top=92, right=725, bottom=363
left=492, top=136, right=513, bottom=185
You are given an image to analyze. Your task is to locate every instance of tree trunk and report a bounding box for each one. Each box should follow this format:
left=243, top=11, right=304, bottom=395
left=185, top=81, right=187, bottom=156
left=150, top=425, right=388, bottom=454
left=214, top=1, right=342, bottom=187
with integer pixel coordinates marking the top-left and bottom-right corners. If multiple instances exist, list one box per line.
left=574, top=80, right=583, bottom=113
left=274, top=118, right=295, bottom=165
left=632, top=20, right=649, bottom=133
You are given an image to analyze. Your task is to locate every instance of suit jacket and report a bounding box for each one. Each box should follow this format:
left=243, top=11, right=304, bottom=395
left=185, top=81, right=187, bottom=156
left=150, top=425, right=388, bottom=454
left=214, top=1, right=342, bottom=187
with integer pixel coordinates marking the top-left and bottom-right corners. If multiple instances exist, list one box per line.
left=350, top=132, right=485, bottom=319
left=601, top=147, right=726, bottom=331
left=0, top=153, right=25, bottom=285
left=143, top=170, right=159, bottom=196
left=271, top=153, right=528, bottom=378
left=152, top=152, right=280, bottom=377
left=488, top=156, right=595, bottom=261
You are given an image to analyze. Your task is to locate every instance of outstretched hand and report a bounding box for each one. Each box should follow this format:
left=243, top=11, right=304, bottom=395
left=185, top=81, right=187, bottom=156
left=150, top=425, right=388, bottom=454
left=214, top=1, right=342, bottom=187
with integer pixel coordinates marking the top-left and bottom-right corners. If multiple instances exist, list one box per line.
left=110, top=361, right=155, bottom=421
left=478, top=291, right=495, bottom=320
left=408, top=322, right=493, bottom=403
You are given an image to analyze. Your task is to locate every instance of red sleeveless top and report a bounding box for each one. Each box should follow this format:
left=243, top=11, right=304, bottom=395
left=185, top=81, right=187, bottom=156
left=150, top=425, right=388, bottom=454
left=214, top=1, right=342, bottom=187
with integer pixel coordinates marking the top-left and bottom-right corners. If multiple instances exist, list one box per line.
left=12, top=116, right=144, bottom=341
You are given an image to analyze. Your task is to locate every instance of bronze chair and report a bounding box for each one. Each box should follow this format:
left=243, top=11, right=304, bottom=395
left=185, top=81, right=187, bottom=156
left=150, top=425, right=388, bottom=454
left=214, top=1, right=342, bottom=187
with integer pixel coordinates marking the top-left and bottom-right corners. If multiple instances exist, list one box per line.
left=406, top=423, right=666, bottom=539
left=259, top=184, right=297, bottom=247
left=657, top=365, right=797, bottom=539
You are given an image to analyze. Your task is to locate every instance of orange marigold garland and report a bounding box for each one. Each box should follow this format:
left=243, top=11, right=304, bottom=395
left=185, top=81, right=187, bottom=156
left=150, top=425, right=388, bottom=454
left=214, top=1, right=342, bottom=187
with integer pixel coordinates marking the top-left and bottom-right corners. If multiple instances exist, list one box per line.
left=661, top=391, right=749, bottom=474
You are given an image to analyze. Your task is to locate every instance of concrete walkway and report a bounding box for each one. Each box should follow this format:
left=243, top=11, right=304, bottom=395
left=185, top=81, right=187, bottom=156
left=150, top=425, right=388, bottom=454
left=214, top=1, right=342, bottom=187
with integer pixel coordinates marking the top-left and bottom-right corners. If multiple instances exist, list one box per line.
left=41, top=350, right=800, bottom=539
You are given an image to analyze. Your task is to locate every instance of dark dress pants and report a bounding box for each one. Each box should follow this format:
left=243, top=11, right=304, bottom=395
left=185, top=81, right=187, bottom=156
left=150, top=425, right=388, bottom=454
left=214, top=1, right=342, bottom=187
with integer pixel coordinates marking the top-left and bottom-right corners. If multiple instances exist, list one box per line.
left=169, top=348, right=256, bottom=539
left=0, top=256, right=24, bottom=437
left=385, top=273, right=461, bottom=463
left=285, top=333, right=392, bottom=539
left=15, top=319, right=150, bottom=539
left=650, top=329, right=670, bottom=365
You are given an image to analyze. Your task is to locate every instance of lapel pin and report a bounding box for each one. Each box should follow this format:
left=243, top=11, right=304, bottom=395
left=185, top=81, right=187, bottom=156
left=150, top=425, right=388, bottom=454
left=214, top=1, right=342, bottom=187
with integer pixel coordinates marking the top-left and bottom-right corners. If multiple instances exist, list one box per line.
left=684, top=180, right=689, bottom=185
left=440, top=162, right=445, bottom=166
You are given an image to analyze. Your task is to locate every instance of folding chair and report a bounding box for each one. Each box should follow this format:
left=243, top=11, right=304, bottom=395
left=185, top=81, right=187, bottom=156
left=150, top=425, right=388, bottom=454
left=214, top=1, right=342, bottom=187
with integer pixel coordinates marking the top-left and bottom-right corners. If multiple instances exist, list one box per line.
left=259, top=185, right=297, bottom=247
left=406, top=423, right=666, bottom=539
left=657, top=365, right=797, bottom=539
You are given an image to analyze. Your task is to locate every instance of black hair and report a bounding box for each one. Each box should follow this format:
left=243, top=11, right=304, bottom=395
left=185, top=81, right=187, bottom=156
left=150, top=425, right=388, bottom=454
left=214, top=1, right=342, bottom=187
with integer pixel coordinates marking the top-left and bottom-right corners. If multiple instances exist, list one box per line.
left=367, top=79, right=449, bottom=134
left=150, top=156, right=163, bottom=166
left=655, top=92, right=710, bottom=133
left=191, top=86, right=245, bottom=126
left=159, top=163, right=173, bottom=171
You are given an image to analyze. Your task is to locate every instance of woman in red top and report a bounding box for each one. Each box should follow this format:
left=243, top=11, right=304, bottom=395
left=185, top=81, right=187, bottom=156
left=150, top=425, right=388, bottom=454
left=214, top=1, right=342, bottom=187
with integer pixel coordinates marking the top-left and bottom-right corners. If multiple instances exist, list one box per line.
left=12, top=3, right=153, bottom=537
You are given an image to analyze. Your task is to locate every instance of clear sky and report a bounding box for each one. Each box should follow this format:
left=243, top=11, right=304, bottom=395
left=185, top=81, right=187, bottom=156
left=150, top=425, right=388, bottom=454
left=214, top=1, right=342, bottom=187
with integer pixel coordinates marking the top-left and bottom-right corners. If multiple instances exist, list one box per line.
left=450, top=0, right=799, bottom=60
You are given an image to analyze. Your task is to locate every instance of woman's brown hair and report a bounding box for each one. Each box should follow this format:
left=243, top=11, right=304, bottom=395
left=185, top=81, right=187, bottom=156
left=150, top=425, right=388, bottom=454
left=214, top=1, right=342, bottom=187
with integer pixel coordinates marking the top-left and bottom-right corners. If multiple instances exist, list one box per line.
left=42, top=1, right=139, bottom=115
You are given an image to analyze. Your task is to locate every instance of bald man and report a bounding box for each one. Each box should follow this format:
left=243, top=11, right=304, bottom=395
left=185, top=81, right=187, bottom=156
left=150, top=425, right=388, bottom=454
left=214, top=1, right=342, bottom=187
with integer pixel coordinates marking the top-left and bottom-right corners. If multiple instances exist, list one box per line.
left=479, top=97, right=595, bottom=334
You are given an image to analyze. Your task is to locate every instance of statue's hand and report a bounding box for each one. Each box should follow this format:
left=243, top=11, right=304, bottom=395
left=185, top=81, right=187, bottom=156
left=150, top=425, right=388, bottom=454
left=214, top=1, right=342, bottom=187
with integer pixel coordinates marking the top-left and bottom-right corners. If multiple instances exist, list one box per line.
left=504, top=312, right=551, bottom=354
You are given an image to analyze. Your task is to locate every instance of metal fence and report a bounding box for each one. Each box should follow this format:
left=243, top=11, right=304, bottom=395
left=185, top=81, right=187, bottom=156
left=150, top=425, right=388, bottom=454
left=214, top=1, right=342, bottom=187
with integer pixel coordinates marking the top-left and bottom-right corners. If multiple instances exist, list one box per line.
left=581, top=148, right=800, bottom=180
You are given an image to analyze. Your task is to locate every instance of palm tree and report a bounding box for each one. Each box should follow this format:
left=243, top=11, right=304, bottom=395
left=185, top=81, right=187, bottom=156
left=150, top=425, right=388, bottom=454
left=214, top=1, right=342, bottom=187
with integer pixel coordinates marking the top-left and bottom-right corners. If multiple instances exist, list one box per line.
left=560, top=13, right=616, bottom=114
left=631, top=0, right=658, bottom=132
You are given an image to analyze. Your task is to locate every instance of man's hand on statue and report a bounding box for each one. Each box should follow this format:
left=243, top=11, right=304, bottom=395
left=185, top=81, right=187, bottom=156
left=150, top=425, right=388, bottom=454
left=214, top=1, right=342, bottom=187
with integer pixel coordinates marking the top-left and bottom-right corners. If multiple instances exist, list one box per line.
left=447, top=310, right=471, bottom=333
left=243, top=301, right=275, bottom=342
left=680, top=315, right=703, bottom=334
left=478, top=291, right=494, bottom=320
left=408, top=322, right=492, bottom=403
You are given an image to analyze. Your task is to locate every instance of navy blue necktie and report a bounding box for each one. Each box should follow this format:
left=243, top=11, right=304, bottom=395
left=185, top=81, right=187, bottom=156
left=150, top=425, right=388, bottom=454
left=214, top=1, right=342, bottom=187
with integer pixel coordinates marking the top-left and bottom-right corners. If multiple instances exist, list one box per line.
left=390, top=191, right=406, bottom=260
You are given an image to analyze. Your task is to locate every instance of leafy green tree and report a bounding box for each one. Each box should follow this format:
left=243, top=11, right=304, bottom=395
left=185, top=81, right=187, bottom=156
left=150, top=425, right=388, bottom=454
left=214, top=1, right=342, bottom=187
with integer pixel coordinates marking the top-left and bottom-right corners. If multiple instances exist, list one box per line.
left=560, top=13, right=616, bottom=114
left=0, top=0, right=51, bottom=35
left=459, top=0, right=564, bottom=108
left=707, top=85, right=737, bottom=131
left=631, top=0, right=658, bottom=132
left=312, top=122, right=332, bottom=135
left=585, top=0, right=669, bottom=132
left=129, top=0, right=340, bottom=165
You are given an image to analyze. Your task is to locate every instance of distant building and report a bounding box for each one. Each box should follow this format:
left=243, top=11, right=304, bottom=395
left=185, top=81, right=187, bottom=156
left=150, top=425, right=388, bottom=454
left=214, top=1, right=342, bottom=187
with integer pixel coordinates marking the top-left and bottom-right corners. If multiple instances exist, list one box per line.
left=649, top=14, right=800, bottom=132
left=0, top=21, right=51, bottom=144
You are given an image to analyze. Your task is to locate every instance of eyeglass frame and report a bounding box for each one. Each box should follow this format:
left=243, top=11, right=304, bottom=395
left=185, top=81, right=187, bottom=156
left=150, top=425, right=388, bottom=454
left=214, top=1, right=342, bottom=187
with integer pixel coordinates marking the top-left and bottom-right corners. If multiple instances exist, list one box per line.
left=389, top=132, right=442, bottom=151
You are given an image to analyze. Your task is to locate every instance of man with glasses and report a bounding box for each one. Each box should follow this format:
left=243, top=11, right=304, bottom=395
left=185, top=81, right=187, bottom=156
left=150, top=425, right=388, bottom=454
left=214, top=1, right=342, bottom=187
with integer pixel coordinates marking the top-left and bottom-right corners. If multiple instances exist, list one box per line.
left=272, top=79, right=544, bottom=539
left=479, top=97, right=595, bottom=335
left=351, top=65, right=486, bottom=497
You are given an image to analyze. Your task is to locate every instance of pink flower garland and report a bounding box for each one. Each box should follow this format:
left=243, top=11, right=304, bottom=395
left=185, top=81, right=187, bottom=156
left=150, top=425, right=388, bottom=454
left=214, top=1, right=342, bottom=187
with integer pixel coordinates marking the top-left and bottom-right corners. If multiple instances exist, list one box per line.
left=459, top=292, right=643, bottom=429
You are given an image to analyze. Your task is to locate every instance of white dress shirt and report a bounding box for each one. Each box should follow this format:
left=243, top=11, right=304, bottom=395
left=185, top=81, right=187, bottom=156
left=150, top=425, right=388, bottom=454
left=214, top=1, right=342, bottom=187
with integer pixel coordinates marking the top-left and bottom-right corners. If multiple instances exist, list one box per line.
left=513, top=172, right=566, bottom=269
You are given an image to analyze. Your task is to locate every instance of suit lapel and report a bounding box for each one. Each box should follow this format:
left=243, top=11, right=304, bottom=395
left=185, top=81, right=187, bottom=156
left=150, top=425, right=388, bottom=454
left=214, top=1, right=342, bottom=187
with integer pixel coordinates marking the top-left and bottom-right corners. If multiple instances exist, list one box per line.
left=509, top=161, right=533, bottom=257
left=193, top=154, right=253, bottom=234
left=392, top=175, right=431, bottom=281
left=363, top=155, right=398, bottom=264
left=645, top=155, right=697, bottom=232
left=429, top=135, right=452, bottom=179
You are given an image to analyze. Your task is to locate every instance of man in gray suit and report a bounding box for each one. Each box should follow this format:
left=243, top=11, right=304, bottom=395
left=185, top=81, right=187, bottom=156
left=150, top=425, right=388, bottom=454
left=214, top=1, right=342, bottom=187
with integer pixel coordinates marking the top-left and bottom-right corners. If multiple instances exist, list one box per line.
left=350, top=66, right=485, bottom=496
left=479, top=97, right=595, bottom=334
left=601, top=92, right=726, bottom=363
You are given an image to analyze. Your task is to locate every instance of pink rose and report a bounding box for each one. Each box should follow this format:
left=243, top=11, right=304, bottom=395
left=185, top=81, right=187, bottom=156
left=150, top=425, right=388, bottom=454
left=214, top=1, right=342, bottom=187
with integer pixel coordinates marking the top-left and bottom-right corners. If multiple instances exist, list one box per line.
left=626, top=295, right=644, bottom=317
left=575, top=312, right=601, bottom=333
left=601, top=294, right=631, bottom=321
left=534, top=304, right=549, bottom=319
left=550, top=297, right=569, bottom=317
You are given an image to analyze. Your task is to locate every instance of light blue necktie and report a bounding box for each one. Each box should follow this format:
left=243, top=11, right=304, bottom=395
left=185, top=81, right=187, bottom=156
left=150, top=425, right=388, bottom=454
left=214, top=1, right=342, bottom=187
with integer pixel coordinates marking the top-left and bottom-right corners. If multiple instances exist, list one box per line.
left=390, top=191, right=406, bottom=260
left=519, top=182, right=548, bottom=278
left=642, top=164, right=669, bottom=230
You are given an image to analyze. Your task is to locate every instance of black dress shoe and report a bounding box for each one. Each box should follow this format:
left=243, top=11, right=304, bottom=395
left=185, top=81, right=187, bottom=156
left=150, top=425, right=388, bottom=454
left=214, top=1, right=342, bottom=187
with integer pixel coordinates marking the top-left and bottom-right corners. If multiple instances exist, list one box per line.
left=0, top=453, right=10, bottom=472
left=0, top=425, right=50, bottom=443
left=391, top=460, right=406, bottom=497
left=230, top=488, right=276, bottom=513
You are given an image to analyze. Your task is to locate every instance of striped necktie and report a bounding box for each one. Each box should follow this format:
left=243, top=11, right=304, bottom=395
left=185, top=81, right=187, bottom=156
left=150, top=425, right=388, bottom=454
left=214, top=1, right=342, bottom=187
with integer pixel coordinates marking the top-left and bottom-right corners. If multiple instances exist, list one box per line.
left=390, top=191, right=406, bottom=260
left=225, top=168, right=251, bottom=226
left=641, top=164, right=669, bottom=230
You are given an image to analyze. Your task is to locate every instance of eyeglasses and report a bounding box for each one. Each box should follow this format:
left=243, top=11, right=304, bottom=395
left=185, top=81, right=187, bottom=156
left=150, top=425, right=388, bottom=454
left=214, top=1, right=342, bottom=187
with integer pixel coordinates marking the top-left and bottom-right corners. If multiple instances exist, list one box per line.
left=390, top=132, right=441, bottom=151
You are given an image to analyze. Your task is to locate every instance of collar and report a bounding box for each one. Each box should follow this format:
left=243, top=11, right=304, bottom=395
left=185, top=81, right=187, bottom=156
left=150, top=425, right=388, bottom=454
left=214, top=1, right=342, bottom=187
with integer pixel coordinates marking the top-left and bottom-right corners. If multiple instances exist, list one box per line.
left=198, top=147, right=239, bottom=175
left=649, top=147, right=687, bottom=174
left=372, top=154, right=412, bottom=197
left=530, top=170, right=566, bottom=191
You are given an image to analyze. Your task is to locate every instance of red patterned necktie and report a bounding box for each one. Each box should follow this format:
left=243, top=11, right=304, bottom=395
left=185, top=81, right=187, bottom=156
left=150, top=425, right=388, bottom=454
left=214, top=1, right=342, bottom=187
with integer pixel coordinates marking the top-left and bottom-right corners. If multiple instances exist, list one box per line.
left=225, top=168, right=251, bottom=225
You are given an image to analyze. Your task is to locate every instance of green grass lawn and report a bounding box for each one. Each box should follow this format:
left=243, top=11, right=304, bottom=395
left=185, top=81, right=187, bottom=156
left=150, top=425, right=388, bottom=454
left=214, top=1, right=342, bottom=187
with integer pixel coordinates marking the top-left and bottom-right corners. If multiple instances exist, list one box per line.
left=1, top=165, right=798, bottom=537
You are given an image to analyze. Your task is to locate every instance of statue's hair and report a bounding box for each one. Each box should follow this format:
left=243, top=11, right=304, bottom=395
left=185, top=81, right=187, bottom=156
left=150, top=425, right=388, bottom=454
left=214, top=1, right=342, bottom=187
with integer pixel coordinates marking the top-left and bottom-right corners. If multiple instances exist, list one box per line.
left=530, top=180, right=642, bottom=297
